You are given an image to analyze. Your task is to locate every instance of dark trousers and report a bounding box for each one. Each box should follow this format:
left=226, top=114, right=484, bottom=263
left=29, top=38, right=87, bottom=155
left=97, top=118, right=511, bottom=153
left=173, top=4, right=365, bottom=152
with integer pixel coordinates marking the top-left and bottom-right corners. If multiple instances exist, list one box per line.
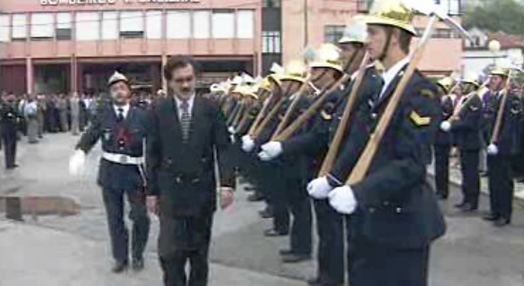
left=102, top=187, right=150, bottom=263
left=349, top=239, right=430, bottom=286
left=1, top=132, right=17, bottom=168
left=459, top=149, right=480, bottom=207
left=313, top=199, right=344, bottom=285
left=285, top=177, right=312, bottom=255
left=487, top=154, right=514, bottom=219
left=159, top=213, right=214, bottom=286
left=260, top=162, right=289, bottom=233
left=434, top=144, right=450, bottom=197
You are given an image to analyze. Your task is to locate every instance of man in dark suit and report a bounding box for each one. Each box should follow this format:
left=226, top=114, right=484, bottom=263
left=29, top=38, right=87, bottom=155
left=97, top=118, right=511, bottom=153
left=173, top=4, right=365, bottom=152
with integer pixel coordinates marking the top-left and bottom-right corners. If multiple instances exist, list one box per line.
left=434, top=77, right=455, bottom=200
left=483, top=67, right=523, bottom=226
left=0, top=93, right=20, bottom=169
left=310, top=2, right=446, bottom=285
left=69, top=71, right=151, bottom=273
left=441, top=78, right=483, bottom=212
left=146, top=55, right=236, bottom=286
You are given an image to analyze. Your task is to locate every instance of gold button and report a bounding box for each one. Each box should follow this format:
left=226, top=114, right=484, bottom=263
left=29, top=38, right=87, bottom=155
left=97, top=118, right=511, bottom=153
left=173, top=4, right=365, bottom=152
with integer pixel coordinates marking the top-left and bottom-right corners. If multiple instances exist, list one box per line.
left=396, top=207, right=402, bottom=213
left=369, top=207, right=376, bottom=213
left=371, top=113, right=378, bottom=120
left=383, top=201, right=390, bottom=206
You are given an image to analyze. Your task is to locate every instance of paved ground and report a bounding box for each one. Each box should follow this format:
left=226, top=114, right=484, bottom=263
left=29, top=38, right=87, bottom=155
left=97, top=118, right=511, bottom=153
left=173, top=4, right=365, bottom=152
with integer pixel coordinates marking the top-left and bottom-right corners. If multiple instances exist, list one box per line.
left=1, top=133, right=523, bottom=286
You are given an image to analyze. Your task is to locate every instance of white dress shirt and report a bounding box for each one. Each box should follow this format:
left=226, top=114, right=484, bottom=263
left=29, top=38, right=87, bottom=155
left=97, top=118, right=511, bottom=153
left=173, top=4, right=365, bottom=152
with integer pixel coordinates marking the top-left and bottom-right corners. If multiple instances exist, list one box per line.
left=114, top=103, right=130, bottom=120
left=174, top=93, right=196, bottom=120
left=379, top=57, right=410, bottom=99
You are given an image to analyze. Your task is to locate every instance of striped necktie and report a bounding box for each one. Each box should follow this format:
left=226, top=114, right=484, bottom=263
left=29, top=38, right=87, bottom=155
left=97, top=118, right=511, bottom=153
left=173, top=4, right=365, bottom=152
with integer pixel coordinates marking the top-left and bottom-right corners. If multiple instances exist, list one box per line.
left=180, top=100, right=191, bottom=143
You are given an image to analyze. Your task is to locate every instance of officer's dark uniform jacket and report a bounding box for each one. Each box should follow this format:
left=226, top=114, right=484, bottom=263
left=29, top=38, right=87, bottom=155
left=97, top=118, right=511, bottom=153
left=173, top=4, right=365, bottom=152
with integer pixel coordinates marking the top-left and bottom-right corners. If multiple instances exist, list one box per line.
left=483, top=91, right=522, bottom=154
left=435, top=95, right=454, bottom=146
left=76, top=103, right=148, bottom=191
left=146, top=95, right=236, bottom=217
left=451, top=94, right=482, bottom=151
left=329, top=68, right=446, bottom=249
left=0, top=102, right=19, bottom=136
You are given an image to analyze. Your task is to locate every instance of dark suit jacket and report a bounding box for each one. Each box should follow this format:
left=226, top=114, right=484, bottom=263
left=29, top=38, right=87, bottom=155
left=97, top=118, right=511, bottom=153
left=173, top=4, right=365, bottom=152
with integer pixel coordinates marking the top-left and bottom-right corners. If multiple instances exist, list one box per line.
left=330, top=68, right=446, bottom=249
left=484, top=92, right=522, bottom=155
left=435, top=95, right=454, bottom=146
left=76, top=103, right=148, bottom=191
left=451, top=94, right=482, bottom=151
left=146, top=95, right=236, bottom=217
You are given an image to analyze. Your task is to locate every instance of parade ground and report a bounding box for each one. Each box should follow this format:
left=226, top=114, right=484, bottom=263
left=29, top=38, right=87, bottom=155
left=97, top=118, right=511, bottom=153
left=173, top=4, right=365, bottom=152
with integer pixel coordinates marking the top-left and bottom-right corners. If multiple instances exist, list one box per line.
left=1, top=133, right=523, bottom=286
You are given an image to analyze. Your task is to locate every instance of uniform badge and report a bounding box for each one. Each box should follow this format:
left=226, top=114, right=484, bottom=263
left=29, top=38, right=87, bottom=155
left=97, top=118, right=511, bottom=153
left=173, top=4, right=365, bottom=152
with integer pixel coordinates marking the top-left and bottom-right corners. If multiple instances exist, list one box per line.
left=409, top=111, right=431, bottom=126
left=420, top=89, right=435, bottom=99
left=511, top=100, right=522, bottom=115
left=321, top=110, right=332, bottom=121
left=469, top=105, right=479, bottom=112
left=103, top=130, right=112, bottom=141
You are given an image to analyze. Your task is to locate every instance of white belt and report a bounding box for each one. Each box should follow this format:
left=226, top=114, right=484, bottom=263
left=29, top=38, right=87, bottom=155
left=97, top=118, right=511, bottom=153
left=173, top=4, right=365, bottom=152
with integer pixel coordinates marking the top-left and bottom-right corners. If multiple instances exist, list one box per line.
left=102, top=152, right=144, bottom=165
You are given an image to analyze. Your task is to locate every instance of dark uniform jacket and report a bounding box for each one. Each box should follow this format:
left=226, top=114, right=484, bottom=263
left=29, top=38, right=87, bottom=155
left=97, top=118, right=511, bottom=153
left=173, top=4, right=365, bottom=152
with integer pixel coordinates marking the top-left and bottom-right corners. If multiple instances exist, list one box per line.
left=76, top=103, right=148, bottom=191
left=435, top=95, right=454, bottom=146
left=331, top=68, right=446, bottom=249
left=451, top=94, right=482, bottom=151
left=0, top=102, right=19, bottom=136
left=146, top=95, right=236, bottom=217
left=483, top=91, right=522, bottom=155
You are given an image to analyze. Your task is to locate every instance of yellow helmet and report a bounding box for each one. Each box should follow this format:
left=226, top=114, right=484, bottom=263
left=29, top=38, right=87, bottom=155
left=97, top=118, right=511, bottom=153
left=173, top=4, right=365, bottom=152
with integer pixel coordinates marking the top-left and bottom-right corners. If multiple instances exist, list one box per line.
left=281, top=59, right=308, bottom=83
left=310, top=43, right=344, bottom=74
left=339, top=16, right=367, bottom=44
left=490, top=66, right=510, bottom=77
left=462, top=73, right=479, bottom=87
left=365, top=0, right=417, bottom=36
left=436, top=77, right=455, bottom=94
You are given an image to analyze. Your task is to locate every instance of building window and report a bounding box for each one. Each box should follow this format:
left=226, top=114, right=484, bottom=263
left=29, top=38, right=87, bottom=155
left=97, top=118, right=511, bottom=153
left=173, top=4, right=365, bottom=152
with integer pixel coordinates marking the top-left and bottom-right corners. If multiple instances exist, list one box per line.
left=120, top=11, right=144, bottom=39
left=167, top=10, right=190, bottom=39
left=76, top=12, right=100, bottom=41
left=193, top=10, right=210, bottom=39
left=237, top=10, right=254, bottom=39
left=102, top=11, right=118, bottom=40
left=263, top=0, right=281, bottom=8
left=12, top=14, right=27, bottom=41
left=56, top=12, right=72, bottom=40
left=355, top=0, right=372, bottom=12
left=146, top=10, right=162, bottom=39
left=262, top=31, right=281, bottom=53
left=212, top=10, right=235, bottom=39
left=435, top=0, right=462, bottom=16
left=31, top=13, right=54, bottom=40
left=324, top=25, right=345, bottom=44
left=0, top=15, right=10, bottom=42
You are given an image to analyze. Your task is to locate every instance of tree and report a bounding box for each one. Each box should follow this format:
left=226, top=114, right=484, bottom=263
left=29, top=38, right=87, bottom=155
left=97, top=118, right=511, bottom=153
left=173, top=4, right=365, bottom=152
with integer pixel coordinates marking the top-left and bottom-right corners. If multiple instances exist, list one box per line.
left=463, top=0, right=524, bottom=35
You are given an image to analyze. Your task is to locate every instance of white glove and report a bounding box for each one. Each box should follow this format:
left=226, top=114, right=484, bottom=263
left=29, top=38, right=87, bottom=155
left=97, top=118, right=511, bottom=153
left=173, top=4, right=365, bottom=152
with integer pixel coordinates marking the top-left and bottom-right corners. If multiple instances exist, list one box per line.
left=241, top=135, right=255, bottom=152
left=487, top=144, right=499, bottom=155
left=307, top=177, right=333, bottom=199
left=258, top=141, right=283, bottom=161
left=228, top=126, right=237, bottom=134
left=69, top=150, right=86, bottom=176
left=440, top=121, right=452, bottom=132
left=328, top=185, right=358, bottom=215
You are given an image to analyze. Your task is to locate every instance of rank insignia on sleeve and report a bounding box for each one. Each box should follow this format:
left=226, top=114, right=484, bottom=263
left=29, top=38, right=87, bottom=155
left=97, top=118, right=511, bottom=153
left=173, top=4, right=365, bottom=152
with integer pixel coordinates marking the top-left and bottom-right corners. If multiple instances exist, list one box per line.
left=409, top=111, right=431, bottom=126
left=420, top=89, right=435, bottom=99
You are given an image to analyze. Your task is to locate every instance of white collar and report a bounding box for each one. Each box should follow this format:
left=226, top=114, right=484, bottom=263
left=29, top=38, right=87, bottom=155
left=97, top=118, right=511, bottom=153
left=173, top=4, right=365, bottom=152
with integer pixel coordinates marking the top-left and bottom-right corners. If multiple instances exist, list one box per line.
left=380, top=57, right=410, bottom=98
left=174, top=93, right=196, bottom=114
left=114, top=103, right=130, bottom=119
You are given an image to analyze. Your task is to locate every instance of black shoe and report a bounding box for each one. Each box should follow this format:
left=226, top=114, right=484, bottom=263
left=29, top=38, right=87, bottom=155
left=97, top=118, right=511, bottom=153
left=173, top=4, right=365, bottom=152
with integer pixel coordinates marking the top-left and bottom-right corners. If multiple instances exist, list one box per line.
left=6, top=164, right=18, bottom=170
left=111, top=261, right=128, bottom=273
left=307, top=277, right=322, bottom=286
left=482, top=213, right=500, bottom=221
left=493, top=217, right=511, bottom=227
left=281, top=253, right=311, bottom=263
left=459, top=203, right=478, bottom=213
left=264, top=229, right=288, bottom=237
left=244, top=186, right=256, bottom=192
left=132, top=258, right=144, bottom=272
left=279, top=249, right=293, bottom=255
left=248, top=192, right=264, bottom=202
left=259, top=208, right=274, bottom=219
left=454, top=201, right=466, bottom=209
left=436, top=193, right=448, bottom=200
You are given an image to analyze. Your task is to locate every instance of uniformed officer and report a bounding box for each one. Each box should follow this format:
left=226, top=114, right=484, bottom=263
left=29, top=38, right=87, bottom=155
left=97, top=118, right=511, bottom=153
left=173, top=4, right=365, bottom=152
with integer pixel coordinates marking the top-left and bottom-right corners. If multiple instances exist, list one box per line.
left=0, top=93, right=20, bottom=169
left=482, top=67, right=522, bottom=227
left=69, top=71, right=151, bottom=273
left=434, top=77, right=455, bottom=199
left=308, top=1, right=446, bottom=285
left=441, top=76, right=483, bottom=212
